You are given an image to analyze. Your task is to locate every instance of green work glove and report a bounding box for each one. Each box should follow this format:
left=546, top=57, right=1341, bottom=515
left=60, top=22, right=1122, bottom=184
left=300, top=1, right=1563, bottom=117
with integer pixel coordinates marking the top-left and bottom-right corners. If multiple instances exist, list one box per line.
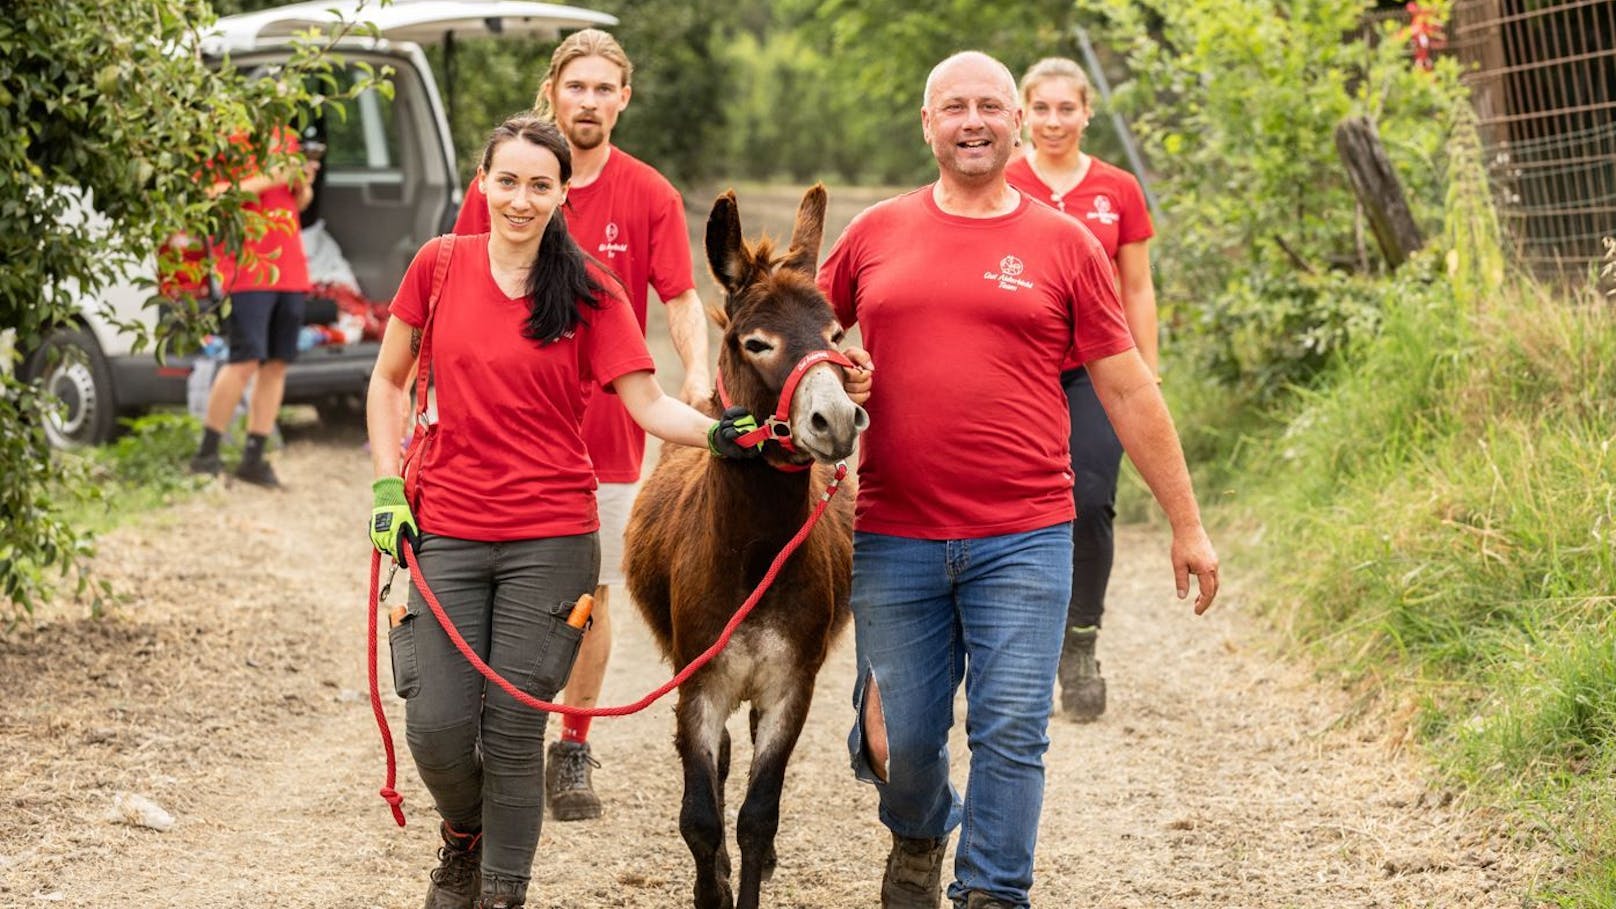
left=370, top=477, right=418, bottom=562
left=707, top=406, right=765, bottom=459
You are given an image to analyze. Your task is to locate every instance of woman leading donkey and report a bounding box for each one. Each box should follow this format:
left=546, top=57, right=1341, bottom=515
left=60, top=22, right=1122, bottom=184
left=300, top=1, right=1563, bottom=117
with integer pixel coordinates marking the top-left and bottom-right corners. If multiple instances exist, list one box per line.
left=363, top=116, right=800, bottom=909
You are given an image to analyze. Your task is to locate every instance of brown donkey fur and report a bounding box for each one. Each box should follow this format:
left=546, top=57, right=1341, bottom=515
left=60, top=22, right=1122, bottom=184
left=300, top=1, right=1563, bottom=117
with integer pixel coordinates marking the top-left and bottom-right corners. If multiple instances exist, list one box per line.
left=623, top=185, right=866, bottom=909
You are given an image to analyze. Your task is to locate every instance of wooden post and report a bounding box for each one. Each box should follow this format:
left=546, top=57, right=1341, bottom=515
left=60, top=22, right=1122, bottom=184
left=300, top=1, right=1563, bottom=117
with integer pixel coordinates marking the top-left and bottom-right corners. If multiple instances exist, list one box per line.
left=1335, top=115, right=1424, bottom=269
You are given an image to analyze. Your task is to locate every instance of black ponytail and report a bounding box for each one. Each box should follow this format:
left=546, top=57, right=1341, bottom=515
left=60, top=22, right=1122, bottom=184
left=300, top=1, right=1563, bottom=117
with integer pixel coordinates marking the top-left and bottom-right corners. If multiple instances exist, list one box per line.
left=479, top=115, right=609, bottom=344
left=522, top=208, right=606, bottom=343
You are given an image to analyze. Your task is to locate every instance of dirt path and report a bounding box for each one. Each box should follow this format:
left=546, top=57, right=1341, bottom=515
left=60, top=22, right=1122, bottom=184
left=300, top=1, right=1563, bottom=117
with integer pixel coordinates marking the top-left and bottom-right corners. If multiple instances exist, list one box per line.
left=0, top=419, right=1549, bottom=908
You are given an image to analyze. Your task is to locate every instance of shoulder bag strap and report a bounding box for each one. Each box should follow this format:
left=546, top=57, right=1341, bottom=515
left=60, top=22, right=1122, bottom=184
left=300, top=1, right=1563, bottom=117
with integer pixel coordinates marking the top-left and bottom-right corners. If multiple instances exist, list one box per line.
left=413, top=234, right=456, bottom=421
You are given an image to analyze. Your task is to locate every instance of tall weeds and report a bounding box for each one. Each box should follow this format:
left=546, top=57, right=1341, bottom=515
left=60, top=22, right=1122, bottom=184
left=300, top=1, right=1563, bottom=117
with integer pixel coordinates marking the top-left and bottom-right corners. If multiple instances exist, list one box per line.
left=1231, top=106, right=1616, bottom=903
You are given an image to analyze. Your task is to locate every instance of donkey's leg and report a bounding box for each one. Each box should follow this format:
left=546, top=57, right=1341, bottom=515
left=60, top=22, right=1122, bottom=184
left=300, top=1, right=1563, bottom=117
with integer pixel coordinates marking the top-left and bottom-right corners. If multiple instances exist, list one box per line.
left=734, top=681, right=812, bottom=909
left=714, top=727, right=733, bottom=883
left=677, top=687, right=737, bottom=909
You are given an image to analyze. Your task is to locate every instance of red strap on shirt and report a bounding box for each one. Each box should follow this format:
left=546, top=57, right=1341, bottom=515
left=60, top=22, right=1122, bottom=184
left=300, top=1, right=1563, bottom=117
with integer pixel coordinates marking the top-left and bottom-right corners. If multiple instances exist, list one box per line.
left=401, top=235, right=456, bottom=509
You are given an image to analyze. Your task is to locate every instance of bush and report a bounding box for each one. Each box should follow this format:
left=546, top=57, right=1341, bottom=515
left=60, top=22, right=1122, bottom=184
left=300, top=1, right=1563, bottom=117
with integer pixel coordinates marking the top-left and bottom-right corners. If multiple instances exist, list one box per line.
left=1, top=0, right=384, bottom=615
left=1078, top=0, right=1469, bottom=396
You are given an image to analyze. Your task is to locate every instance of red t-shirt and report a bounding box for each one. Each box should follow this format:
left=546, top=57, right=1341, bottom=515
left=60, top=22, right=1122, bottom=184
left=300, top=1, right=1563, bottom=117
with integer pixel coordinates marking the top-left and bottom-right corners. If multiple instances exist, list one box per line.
left=213, top=129, right=311, bottom=294
left=1003, top=155, right=1153, bottom=261
left=817, top=186, right=1135, bottom=539
left=389, top=234, right=655, bottom=542
left=455, top=146, right=695, bottom=482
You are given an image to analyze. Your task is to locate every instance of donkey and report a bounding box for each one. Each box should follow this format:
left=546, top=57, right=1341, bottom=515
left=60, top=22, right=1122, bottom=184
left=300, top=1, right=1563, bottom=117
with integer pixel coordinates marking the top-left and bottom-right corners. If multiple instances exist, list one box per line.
left=623, top=184, right=868, bottom=909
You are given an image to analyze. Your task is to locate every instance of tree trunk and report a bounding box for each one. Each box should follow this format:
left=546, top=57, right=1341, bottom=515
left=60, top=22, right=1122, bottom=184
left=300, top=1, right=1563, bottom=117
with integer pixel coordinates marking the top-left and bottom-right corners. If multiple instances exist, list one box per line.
left=1335, top=115, right=1424, bottom=270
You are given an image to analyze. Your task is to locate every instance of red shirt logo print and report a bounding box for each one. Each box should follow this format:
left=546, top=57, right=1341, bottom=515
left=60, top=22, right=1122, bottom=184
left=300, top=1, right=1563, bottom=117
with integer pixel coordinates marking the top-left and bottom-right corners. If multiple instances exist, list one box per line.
left=599, top=220, right=629, bottom=259
left=1086, top=195, right=1120, bottom=226
left=984, top=253, right=1035, bottom=293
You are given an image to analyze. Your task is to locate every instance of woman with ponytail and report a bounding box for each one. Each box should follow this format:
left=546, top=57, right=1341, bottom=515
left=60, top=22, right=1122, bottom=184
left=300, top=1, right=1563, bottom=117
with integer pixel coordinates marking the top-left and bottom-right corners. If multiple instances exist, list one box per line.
left=362, top=115, right=763, bottom=909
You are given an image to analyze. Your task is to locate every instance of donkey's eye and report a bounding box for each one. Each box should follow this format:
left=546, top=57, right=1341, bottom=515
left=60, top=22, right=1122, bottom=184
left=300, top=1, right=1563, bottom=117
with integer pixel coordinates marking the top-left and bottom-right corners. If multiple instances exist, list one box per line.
left=743, top=339, right=773, bottom=354
left=830, top=330, right=845, bottom=345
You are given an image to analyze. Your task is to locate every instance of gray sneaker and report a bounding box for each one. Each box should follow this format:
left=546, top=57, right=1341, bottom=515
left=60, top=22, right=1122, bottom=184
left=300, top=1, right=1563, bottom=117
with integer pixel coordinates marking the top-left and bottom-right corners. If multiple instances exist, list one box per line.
left=545, top=740, right=602, bottom=821
left=1058, top=625, right=1106, bottom=722
left=881, top=831, right=946, bottom=908
left=423, top=822, right=481, bottom=909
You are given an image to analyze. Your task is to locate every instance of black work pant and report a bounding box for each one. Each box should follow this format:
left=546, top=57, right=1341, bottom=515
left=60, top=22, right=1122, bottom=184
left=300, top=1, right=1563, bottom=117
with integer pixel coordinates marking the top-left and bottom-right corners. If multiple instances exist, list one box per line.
left=1062, top=367, right=1124, bottom=630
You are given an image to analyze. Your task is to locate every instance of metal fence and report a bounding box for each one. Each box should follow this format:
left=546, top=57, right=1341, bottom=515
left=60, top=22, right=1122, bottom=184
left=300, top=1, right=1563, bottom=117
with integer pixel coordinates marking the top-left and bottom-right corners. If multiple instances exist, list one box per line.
left=1449, top=0, right=1616, bottom=276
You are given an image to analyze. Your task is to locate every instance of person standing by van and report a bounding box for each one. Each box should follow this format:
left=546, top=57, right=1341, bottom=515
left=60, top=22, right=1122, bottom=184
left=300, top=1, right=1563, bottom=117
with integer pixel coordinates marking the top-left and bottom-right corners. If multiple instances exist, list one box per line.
left=453, top=28, right=709, bottom=822
left=187, top=127, right=312, bottom=488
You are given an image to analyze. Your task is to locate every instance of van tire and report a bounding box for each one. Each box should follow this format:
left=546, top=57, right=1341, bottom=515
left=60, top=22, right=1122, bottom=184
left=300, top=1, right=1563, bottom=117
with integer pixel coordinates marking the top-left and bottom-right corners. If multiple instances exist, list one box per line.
left=21, top=326, right=119, bottom=449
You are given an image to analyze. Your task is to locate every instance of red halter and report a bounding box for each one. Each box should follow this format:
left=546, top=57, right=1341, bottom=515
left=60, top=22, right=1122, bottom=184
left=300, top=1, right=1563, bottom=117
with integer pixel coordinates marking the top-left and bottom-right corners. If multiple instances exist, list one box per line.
left=717, top=348, right=857, bottom=455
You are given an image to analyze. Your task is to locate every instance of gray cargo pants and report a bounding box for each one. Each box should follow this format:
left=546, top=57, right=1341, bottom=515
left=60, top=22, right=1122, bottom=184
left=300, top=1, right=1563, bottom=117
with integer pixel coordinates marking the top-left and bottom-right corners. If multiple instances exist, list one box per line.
left=389, top=531, right=598, bottom=884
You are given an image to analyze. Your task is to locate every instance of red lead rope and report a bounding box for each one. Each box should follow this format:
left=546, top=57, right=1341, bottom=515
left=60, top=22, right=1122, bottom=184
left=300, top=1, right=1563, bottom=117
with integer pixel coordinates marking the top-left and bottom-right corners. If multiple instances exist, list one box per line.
left=366, top=462, right=849, bottom=826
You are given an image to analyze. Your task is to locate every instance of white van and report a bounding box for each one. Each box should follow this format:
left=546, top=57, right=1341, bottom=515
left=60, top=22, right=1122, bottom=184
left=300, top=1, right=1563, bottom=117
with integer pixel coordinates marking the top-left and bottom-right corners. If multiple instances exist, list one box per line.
left=19, top=0, right=614, bottom=447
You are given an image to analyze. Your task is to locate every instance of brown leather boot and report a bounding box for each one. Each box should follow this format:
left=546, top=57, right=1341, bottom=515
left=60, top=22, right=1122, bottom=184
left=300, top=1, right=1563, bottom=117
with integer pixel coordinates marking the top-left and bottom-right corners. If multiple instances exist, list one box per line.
left=959, top=891, right=1016, bottom=908
left=423, top=821, right=481, bottom=909
left=545, top=739, right=602, bottom=821
left=880, top=831, right=947, bottom=908
left=1058, top=625, right=1106, bottom=722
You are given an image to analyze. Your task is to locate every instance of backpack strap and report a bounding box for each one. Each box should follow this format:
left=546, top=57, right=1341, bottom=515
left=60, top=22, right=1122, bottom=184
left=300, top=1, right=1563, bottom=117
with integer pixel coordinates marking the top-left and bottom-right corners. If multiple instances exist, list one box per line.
left=413, top=234, right=456, bottom=421
left=401, top=235, right=456, bottom=511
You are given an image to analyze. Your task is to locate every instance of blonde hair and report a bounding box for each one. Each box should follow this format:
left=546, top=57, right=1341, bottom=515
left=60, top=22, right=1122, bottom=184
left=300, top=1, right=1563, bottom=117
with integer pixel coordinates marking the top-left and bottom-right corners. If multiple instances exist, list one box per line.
left=533, top=29, right=634, bottom=119
left=1018, top=57, right=1093, bottom=110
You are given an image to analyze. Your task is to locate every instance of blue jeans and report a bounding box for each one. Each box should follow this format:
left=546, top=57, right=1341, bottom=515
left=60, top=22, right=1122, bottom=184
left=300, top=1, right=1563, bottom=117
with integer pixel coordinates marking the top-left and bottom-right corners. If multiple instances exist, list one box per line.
left=847, top=523, right=1073, bottom=908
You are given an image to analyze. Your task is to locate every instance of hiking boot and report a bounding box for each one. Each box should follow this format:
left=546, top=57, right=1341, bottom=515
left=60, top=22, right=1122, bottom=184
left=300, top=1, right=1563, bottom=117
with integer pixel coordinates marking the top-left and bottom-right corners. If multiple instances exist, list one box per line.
left=423, top=821, right=482, bottom=909
left=233, top=458, right=281, bottom=488
left=545, top=740, right=602, bottom=821
left=1058, top=625, right=1106, bottom=722
left=477, top=874, right=527, bottom=909
left=958, top=892, right=1016, bottom=909
left=880, top=831, right=946, bottom=908
left=188, top=452, right=223, bottom=476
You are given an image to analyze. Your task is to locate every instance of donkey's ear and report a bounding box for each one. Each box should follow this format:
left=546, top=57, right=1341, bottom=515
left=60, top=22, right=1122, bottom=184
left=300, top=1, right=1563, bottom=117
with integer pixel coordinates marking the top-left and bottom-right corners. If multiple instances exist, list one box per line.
left=705, top=190, right=748, bottom=299
left=781, top=183, right=827, bottom=277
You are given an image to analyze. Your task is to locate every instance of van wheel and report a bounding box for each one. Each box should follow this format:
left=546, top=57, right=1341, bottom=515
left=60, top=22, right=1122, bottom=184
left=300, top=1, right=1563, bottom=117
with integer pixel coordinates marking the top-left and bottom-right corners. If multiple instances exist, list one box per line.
left=20, top=326, right=119, bottom=449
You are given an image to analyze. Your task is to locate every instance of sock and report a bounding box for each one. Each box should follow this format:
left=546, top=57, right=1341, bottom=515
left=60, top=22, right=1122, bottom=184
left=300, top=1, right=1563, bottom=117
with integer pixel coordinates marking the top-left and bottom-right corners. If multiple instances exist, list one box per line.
left=197, top=427, right=222, bottom=458
left=242, top=432, right=268, bottom=463
left=561, top=715, right=591, bottom=744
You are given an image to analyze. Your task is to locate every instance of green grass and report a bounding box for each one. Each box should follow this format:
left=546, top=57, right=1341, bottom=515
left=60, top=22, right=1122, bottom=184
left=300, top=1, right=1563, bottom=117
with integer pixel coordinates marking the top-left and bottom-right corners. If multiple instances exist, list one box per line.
left=1217, top=251, right=1616, bottom=901
left=53, top=410, right=209, bottom=536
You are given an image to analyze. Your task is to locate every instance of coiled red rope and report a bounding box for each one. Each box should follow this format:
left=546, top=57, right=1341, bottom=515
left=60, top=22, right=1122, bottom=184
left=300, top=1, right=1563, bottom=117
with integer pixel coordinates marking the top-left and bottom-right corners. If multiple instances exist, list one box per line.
left=366, top=462, right=847, bottom=826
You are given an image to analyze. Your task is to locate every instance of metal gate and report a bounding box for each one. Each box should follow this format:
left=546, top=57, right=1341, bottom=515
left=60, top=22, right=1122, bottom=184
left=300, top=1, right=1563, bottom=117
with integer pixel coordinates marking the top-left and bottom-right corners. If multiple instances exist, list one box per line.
left=1450, top=0, right=1616, bottom=276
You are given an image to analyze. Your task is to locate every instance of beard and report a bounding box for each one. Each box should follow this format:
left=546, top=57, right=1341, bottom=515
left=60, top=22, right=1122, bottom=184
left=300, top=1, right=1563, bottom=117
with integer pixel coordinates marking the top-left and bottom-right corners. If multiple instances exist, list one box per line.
left=564, top=119, right=607, bottom=151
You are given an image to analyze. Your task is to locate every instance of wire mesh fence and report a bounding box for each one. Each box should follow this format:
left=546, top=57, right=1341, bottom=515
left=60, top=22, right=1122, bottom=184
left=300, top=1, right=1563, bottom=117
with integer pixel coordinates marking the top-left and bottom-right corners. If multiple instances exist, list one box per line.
left=1449, top=0, right=1616, bottom=278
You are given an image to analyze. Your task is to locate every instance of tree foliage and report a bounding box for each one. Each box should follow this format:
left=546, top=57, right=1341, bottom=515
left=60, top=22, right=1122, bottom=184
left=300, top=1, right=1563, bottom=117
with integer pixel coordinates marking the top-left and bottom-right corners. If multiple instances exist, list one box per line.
left=422, top=0, right=741, bottom=185
left=1075, top=0, right=1469, bottom=396
left=2, top=0, right=384, bottom=613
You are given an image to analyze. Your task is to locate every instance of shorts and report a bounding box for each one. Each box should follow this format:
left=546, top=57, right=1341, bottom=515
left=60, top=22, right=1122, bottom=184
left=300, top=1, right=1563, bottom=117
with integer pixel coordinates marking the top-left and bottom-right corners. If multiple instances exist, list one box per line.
left=595, top=482, right=638, bottom=587
left=225, top=290, right=305, bottom=363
